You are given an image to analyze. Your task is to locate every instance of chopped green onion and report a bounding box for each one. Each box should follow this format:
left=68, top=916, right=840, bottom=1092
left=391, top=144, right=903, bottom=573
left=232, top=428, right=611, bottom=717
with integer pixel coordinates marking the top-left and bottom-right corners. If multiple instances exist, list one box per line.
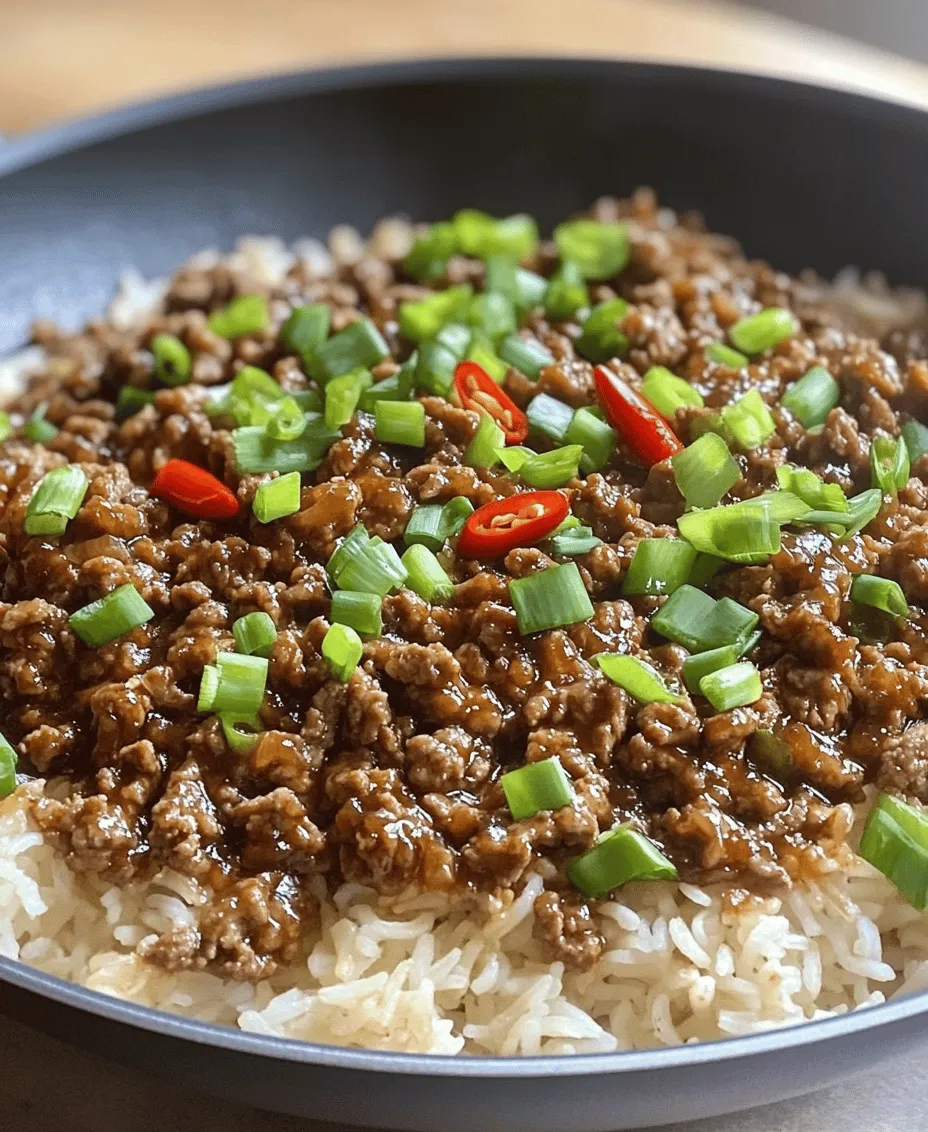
left=23, top=404, right=57, bottom=444
left=703, top=597, right=759, bottom=651
left=434, top=321, right=472, bottom=359
left=24, top=465, right=88, bottom=536
left=544, top=261, right=589, bottom=321
left=336, top=540, right=407, bottom=597
left=69, top=583, right=155, bottom=647
left=441, top=497, right=474, bottom=539
left=331, top=589, right=382, bottom=637
left=499, top=334, right=554, bottom=381
left=514, top=268, right=548, bottom=312
left=527, top=394, right=574, bottom=444
left=496, top=446, right=532, bottom=473
left=641, top=366, right=704, bottom=417
left=468, top=292, right=517, bottom=344
left=253, top=471, right=301, bottom=523
left=232, top=612, right=277, bottom=657
left=0, top=731, right=17, bottom=798
left=705, top=343, right=748, bottom=368
left=595, top=653, right=680, bottom=704
left=220, top=713, right=263, bottom=753
left=360, top=370, right=413, bottom=410
left=327, top=523, right=371, bottom=580
left=150, top=333, right=192, bottom=387
left=728, top=307, right=798, bottom=354
left=398, top=285, right=473, bottom=343
left=554, top=219, right=629, bottom=281
left=902, top=420, right=928, bottom=466
left=870, top=436, right=910, bottom=497
left=212, top=651, right=268, bottom=714
left=737, top=490, right=812, bottom=522
left=782, top=366, right=840, bottom=429
left=404, top=504, right=446, bottom=551
left=687, top=553, right=725, bottom=587
left=451, top=210, right=539, bottom=261
left=502, top=757, right=574, bottom=820
left=324, top=368, right=371, bottom=430
left=308, top=319, right=390, bottom=383
left=402, top=544, right=455, bottom=603
left=699, top=661, right=762, bottom=711
left=264, top=395, right=308, bottom=441
left=738, top=628, right=763, bottom=656
left=0, top=411, right=14, bottom=441
left=405, top=221, right=458, bottom=279
left=689, top=410, right=734, bottom=446
left=281, top=303, right=330, bottom=355
left=859, top=793, right=928, bottom=909
left=566, top=407, right=616, bottom=473
left=548, top=524, right=602, bottom=556
left=650, top=585, right=717, bottom=651
left=485, top=255, right=518, bottom=299
left=234, top=417, right=340, bottom=474
left=776, top=465, right=847, bottom=512
left=682, top=645, right=739, bottom=694
left=465, top=333, right=508, bottom=383
left=464, top=414, right=505, bottom=469
left=722, top=389, right=776, bottom=450
left=750, top=729, right=792, bottom=781
left=671, top=433, right=740, bottom=510
left=322, top=622, right=363, bottom=682
left=374, top=400, right=426, bottom=447
left=512, top=445, right=583, bottom=489
left=622, top=539, right=697, bottom=597
left=575, top=298, right=628, bottom=363
left=415, top=340, right=458, bottom=397
left=568, top=824, right=676, bottom=900
left=208, top=295, right=268, bottom=338
left=509, top=562, right=593, bottom=635
left=677, top=503, right=781, bottom=565
left=797, top=488, right=882, bottom=538
left=850, top=574, right=909, bottom=619
left=197, top=665, right=219, bottom=712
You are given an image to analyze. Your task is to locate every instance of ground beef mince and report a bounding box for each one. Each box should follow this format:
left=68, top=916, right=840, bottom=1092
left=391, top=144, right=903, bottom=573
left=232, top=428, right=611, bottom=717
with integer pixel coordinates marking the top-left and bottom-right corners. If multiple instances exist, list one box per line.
left=2, top=190, right=927, bottom=981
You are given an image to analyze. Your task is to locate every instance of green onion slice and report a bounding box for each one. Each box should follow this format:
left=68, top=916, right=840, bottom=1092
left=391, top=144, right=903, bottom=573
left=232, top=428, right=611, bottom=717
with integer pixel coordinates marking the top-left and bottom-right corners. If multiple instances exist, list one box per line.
left=595, top=653, right=680, bottom=704
left=116, top=386, right=155, bottom=421
left=554, top=219, right=629, bottom=280
left=151, top=333, right=192, bottom=386
left=499, top=334, right=553, bottom=381
left=622, top=539, right=697, bottom=597
left=502, top=757, right=575, bottom=821
left=197, top=665, right=219, bottom=713
left=322, top=622, right=363, bottom=683
left=265, top=395, right=308, bottom=441
left=405, top=221, right=458, bottom=279
left=402, top=544, right=455, bottom=603
left=782, top=366, right=840, bottom=429
left=527, top=394, right=574, bottom=444
left=510, top=562, right=594, bottom=635
left=398, top=285, right=473, bottom=344
left=651, top=586, right=758, bottom=653
left=212, top=651, right=268, bottom=715
left=281, top=303, right=330, bottom=355
left=331, top=590, right=383, bottom=637
left=672, top=433, right=741, bottom=510
left=568, top=824, right=677, bottom=900
left=308, top=319, right=390, bottom=382
left=232, top=611, right=277, bottom=657
left=451, top=209, right=539, bottom=261
left=441, top=496, right=475, bottom=539
left=253, top=471, right=301, bottom=523
left=404, top=504, right=446, bottom=551
left=327, top=523, right=371, bottom=581
left=575, top=298, right=628, bottom=363
left=233, top=417, right=340, bottom=474
left=705, top=343, right=748, bottom=368
left=69, top=583, right=155, bottom=647
left=750, top=729, right=792, bottom=782
left=677, top=499, right=786, bottom=564
left=548, top=525, right=602, bottom=557
left=870, top=436, right=910, bottom=497
left=544, top=261, right=589, bottom=321
left=336, top=540, right=408, bottom=597
left=375, top=400, right=426, bottom=447
left=464, top=414, right=505, bottom=469
left=728, top=307, right=797, bottom=354
left=722, top=389, right=776, bottom=450
left=0, top=731, right=17, bottom=798
left=796, top=488, right=882, bottom=538
left=468, top=292, right=517, bottom=344
left=566, top=407, right=616, bottom=473
left=776, top=465, right=847, bottom=513
left=509, top=445, right=583, bottom=489
left=24, top=465, right=89, bottom=536
left=682, top=644, right=739, bottom=695
left=860, top=793, right=928, bottom=910
left=641, top=366, right=704, bottom=418
left=901, top=420, right=928, bottom=467
left=699, top=661, right=762, bottom=711
left=850, top=574, right=909, bottom=619
left=324, top=368, right=371, bottom=430
left=24, top=404, right=57, bottom=444
left=220, top=713, right=263, bottom=754
left=208, top=295, right=268, bottom=339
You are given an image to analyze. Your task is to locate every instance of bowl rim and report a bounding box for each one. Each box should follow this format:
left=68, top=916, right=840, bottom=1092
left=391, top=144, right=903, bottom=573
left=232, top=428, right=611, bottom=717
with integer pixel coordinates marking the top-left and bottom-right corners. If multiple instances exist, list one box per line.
left=2, top=53, right=928, bottom=1078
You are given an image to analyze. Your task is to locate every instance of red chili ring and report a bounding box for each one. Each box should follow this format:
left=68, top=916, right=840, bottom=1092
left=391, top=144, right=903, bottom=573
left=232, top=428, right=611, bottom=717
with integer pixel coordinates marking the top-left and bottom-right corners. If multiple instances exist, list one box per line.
left=151, top=459, right=240, bottom=520
left=453, top=361, right=528, bottom=445
left=457, top=490, right=569, bottom=557
left=593, top=365, right=682, bottom=465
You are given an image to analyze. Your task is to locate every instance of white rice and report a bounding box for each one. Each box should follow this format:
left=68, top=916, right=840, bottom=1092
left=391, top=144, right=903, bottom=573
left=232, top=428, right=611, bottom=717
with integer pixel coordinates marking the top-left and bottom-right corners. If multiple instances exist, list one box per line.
left=1, top=222, right=926, bottom=1057
left=1, top=784, right=925, bottom=1055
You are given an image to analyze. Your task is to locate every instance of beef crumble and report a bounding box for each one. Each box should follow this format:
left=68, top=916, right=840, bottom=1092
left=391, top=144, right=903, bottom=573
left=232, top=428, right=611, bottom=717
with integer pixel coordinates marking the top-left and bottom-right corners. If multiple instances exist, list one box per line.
left=2, top=191, right=927, bottom=980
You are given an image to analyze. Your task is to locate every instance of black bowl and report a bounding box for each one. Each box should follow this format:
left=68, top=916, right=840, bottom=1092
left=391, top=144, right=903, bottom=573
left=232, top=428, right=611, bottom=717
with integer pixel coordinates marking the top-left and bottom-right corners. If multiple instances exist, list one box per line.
left=1, top=58, right=927, bottom=1131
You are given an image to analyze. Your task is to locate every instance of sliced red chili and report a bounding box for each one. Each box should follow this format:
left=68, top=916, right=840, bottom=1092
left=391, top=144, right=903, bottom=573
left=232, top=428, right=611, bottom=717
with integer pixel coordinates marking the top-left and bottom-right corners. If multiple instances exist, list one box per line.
left=593, top=365, right=683, bottom=465
left=151, top=459, right=239, bottom=520
left=457, top=490, right=569, bottom=558
left=453, top=361, right=528, bottom=445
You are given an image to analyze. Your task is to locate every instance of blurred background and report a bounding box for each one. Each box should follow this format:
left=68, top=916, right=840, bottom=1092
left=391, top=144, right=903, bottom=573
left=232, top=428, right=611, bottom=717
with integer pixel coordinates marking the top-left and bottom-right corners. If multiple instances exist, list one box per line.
left=4, top=0, right=928, bottom=136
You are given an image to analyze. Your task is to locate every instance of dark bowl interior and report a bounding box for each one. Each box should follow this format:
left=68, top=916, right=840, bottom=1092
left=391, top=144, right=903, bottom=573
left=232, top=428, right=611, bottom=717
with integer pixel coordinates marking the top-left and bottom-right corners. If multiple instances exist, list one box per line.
left=1, top=58, right=928, bottom=1132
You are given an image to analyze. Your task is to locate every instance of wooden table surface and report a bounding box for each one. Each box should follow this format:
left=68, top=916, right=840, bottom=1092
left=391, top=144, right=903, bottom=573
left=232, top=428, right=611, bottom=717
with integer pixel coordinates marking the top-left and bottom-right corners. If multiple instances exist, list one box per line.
left=3, top=1, right=928, bottom=1129
left=5, top=0, right=928, bottom=136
